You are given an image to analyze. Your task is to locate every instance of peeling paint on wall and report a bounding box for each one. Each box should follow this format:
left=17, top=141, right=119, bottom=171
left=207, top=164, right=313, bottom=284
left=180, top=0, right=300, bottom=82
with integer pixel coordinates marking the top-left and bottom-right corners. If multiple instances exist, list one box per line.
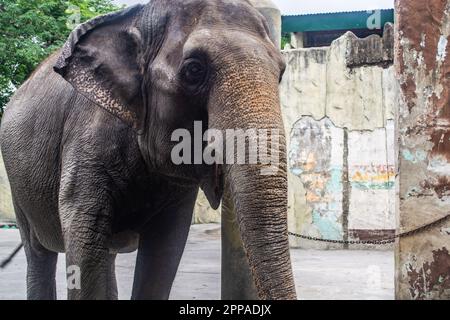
left=289, top=116, right=396, bottom=248
left=290, top=117, right=344, bottom=242
left=348, top=121, right=396, bottom=233
left=437, top=36, right=448, bottom=62
left=406, top=248, right=450, bottom=300
left=350, top=166, right=395, bottom=190
left=396, top=0, right=450, bottom=300
left=402, top=149, right=428, bottom=164
left=282, top=29, right=398, bottom=249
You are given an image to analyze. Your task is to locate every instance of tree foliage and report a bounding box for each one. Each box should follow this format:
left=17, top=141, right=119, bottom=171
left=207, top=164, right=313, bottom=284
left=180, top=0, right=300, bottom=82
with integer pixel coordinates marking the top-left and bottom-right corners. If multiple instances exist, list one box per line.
left=0, top=0, right=122, bottom=115
left=281, top=33, right=290, bottom=50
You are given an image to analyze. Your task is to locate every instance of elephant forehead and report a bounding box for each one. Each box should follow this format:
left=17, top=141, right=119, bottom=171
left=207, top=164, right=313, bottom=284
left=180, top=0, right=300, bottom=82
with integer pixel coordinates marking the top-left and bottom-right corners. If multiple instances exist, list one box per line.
left=184, top=28, right=271, bottom=58
left=164, top=0, right=266, bottom=38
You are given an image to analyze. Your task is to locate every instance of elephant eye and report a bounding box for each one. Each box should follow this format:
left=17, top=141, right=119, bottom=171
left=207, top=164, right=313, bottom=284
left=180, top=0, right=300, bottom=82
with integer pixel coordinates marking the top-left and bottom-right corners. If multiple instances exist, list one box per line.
left=181, top=59, right=207, bottom=89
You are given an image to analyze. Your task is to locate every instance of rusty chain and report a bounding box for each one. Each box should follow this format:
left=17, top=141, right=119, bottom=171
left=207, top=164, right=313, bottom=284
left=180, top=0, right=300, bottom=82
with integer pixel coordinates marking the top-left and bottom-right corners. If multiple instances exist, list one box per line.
left=288, top=213, right=450, bottom=245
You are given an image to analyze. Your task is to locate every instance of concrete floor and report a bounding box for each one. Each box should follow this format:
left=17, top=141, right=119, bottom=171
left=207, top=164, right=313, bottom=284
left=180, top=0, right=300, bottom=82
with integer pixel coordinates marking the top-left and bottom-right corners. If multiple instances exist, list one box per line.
left=0, top=224, right=394, bottom=300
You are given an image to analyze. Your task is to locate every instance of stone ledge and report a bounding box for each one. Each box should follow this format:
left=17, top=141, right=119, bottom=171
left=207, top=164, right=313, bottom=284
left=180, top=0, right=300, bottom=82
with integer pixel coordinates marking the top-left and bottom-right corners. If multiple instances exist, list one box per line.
left=345, top=23, right=394, bottom=68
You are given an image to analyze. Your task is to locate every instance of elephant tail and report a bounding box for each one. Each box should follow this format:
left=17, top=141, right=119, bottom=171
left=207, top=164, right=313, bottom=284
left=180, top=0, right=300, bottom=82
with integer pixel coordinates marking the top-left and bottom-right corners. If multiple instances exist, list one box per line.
left=0, top=243, right=23, bottom=269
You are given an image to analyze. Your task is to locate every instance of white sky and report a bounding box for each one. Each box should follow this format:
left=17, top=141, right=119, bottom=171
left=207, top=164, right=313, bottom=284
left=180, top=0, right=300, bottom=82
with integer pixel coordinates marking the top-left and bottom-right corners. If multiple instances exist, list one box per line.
left=113, top=0, right=394, bottom=15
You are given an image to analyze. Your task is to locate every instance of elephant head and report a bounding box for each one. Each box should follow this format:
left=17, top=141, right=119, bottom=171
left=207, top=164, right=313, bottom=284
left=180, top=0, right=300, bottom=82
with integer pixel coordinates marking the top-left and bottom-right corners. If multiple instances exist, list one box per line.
left=54, top=0, right=296, bottom=300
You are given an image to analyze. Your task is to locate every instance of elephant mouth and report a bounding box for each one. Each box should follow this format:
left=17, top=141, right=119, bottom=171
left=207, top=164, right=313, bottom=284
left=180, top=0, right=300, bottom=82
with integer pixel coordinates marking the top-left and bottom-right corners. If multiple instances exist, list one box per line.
left=200, top=164, right=224, bottom=210
left=159, top=162, right=224, bottom=210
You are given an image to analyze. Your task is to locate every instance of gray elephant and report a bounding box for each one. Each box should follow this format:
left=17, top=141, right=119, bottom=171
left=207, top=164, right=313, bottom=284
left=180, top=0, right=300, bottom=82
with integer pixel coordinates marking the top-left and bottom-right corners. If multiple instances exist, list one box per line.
left=0, top=0, right=296, bottom=300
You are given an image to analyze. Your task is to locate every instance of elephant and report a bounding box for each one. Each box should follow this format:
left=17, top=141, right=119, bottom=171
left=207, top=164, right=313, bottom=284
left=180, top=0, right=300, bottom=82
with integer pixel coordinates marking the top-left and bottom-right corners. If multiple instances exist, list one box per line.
left=0, top=0, right=296, bottom=300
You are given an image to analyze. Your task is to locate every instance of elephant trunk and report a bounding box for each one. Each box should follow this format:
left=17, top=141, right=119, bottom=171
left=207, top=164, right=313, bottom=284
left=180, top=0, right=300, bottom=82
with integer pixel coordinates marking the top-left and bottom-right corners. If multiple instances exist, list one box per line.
left=208, top=60, right=297, bottom=300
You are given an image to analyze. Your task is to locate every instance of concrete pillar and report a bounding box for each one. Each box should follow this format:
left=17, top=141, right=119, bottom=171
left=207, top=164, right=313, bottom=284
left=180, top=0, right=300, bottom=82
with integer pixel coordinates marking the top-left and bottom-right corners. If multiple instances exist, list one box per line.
left=221, top=0, right=282, bottom=300
left=395, top=0, right=450, bottom=299
left=248, top=0, right=282, bottom=48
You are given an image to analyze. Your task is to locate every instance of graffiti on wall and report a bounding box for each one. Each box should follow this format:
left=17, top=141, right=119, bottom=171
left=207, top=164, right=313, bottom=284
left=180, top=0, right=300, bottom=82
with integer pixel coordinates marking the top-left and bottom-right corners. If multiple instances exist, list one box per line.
left=289, top=116, right=395, bottom=243
left=290, top=117, right=344, bottom=241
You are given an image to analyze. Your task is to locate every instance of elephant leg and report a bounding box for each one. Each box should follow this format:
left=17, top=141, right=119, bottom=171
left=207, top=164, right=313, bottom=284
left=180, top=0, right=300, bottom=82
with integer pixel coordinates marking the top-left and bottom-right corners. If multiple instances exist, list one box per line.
left=59, top=166, right=118, bottom=300
left=61, top=201, right=118, bottom=300
left=131, top=188, right=198, bottom=300
left=25, top=234, right=58, bottom=300
left=14, top=201, right=58, bottom=300
left=63, top=213, right=118, bottom=300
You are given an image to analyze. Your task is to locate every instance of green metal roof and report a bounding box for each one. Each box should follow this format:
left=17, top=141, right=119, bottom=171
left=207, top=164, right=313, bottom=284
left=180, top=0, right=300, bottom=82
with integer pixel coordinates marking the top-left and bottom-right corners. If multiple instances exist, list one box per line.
left=282, top=9, right=394, bottom=33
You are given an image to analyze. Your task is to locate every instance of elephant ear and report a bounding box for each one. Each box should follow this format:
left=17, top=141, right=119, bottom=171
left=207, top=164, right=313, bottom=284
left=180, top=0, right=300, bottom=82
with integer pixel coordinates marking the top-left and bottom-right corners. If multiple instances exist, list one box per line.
left=54, top=5, right=145, bottom=130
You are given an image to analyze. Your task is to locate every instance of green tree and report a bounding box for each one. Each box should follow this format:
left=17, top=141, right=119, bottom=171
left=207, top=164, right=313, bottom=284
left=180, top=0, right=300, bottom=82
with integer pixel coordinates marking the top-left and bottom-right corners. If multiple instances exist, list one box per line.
left=0, top=0, right=122, bottom=116
left=281, top=33, right=290, bottom=50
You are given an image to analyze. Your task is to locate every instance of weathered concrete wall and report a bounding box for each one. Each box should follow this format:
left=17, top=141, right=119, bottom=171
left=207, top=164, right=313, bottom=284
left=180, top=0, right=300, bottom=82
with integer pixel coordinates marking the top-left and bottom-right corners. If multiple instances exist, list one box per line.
left=395, top=0, right=450, bottom=299
left=282, top=26, right=397, bottom=249
left=0, top=150, right=15, bottom=222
